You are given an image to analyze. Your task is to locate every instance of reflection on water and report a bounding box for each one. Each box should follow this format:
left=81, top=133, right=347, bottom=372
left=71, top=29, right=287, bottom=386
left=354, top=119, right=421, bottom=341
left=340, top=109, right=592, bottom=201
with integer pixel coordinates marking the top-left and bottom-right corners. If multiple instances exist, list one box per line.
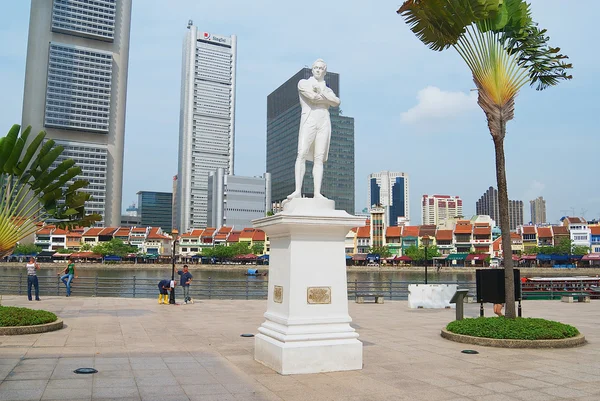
left=0, top=265, right=474, bottom=283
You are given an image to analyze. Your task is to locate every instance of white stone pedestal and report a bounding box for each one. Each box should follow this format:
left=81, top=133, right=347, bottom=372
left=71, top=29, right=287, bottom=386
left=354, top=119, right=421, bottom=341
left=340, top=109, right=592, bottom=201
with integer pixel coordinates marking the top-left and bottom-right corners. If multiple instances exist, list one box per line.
left=252, top=198, right=365, bottom=375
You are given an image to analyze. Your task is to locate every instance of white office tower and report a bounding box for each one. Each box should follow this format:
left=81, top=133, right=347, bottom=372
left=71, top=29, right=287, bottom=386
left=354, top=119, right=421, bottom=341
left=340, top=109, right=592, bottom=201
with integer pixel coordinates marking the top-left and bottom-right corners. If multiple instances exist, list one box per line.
left=21, top=0, right=132, bottom=226
left=176, top=23, right=237, bottom=232
left=422, top=195, right=464, bottom=226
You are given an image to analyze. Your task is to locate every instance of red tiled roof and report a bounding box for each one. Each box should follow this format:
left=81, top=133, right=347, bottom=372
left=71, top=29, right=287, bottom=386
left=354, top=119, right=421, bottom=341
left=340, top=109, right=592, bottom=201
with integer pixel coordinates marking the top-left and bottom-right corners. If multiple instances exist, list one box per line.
left=147, top=227, right=169, bottom=240
left=537, top=227, right=552, bottom=238
left=214, top=234, right=228, bottom=240
left=130, top=227, right=147, bottom=234
left=436, top=230, right=453, bottom=241
left=217, top=226, right=232, bottom=234
left=386, top=227, right=401, bottom=238
left=227, top=231, right=241, bottom=242
left=181, top=229, right=203, bottom=238
left=252, top=230, right=266, bottom=241
left=565, top=216, right=585, bottom=224
left=510, top=232, right=521, bottom=239
left=37, top=226, right=55, bottom=235
left=52, top=228, right=68, bottom=235
left=402, top=226, right=419, bottom=237
left=83, top=227, right=103, bottom=236
left=493, top=237, right=502, bottom=251
left=98, top=227, right=117, bottom=236
left=67, top=232, right=82, bottom=238
left=522, top=226, right=536, bottom=234
left=356, top=226, right=370, bottom=238
left=552, top=226, right=568, bottom=235
left=590, top=226, right=600, bottom=235
left=419, top=225, right=436, bottom=237
left=473, top=226, right=491, bottom=235
left=454, top=221, right=472, bottom=234
left=114, top=228, right=131, bottom=237
left=201, top=228, right=216, bottom=237
left=239, top=228, right=255, bottom=239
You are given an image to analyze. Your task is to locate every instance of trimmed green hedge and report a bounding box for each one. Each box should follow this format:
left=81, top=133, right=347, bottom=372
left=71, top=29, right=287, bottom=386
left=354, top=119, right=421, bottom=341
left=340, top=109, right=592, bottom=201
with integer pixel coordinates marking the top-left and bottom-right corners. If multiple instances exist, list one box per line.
left=0, top=306, right=57, bottom=327
left=447, top=317, right=579, bottom=340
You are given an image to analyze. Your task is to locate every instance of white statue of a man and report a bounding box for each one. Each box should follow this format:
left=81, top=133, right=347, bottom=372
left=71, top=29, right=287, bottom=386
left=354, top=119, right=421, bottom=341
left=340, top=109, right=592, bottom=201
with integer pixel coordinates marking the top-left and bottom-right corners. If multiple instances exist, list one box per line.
left=286, top=59, right=340, bottom=201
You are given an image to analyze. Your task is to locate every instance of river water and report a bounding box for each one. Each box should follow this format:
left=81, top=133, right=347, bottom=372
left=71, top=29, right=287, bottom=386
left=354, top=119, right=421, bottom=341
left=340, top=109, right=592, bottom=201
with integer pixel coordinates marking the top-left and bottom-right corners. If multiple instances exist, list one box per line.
left=0, top=265, right=475, bottom=283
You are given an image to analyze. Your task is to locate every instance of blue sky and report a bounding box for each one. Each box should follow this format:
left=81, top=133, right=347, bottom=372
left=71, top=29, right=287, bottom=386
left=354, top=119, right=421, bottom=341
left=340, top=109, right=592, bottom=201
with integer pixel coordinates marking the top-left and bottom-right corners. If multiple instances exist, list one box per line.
left=1, top=1, right=597, bottom=225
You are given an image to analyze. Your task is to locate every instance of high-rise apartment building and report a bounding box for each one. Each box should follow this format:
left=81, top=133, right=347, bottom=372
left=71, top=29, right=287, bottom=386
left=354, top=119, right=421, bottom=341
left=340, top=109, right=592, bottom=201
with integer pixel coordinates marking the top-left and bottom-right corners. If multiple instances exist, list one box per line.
left=137, top=191, right=173, bottom=232
left=207, top=168, right=271, bottom=230
left=177, top=23, right=237, bottom=232
left=476, top=186, right=523, bottom=230
left=368, top=171, right=409, bottom=227
left=422, top=195, right=463, bottom=226
left=266, top=68, right=354, bottom=214
left=530, top=196, right=547, bottom=224
left=22, top=0, right=132, bottom=226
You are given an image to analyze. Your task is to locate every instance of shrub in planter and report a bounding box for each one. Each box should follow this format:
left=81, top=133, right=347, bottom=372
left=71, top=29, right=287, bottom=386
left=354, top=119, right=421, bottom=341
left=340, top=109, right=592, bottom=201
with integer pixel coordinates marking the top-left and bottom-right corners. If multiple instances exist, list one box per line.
left=447, top=317, right=579, bottom=340
left=0, top=306, right=58, bottom=327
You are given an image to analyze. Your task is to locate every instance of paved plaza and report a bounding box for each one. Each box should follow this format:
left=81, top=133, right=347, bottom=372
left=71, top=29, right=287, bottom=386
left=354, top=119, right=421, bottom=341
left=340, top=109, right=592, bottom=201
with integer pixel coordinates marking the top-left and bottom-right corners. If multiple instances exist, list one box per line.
left=0, top=296, right=599, bottom=401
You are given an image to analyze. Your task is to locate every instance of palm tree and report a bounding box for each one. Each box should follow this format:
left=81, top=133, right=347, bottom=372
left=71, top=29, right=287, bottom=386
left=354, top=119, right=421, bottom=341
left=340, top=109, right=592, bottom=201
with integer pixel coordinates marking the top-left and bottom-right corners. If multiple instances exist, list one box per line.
left=0, top=124, right=101, bottom=257
left=397, top=0, right=571, bottom=318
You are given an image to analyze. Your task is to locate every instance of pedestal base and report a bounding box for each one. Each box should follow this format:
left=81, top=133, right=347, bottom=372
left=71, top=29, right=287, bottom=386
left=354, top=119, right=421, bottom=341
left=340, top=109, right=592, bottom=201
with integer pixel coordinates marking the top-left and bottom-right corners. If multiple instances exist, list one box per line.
left=255, top=334, right=362, bottom=375
left=252, top=198, right=365, bottom=375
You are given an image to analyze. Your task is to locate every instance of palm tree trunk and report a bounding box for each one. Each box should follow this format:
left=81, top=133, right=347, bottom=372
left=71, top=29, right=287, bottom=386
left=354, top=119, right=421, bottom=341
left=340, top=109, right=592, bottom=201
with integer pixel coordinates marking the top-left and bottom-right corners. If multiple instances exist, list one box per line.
left=492, top=131, right=516, bottom=318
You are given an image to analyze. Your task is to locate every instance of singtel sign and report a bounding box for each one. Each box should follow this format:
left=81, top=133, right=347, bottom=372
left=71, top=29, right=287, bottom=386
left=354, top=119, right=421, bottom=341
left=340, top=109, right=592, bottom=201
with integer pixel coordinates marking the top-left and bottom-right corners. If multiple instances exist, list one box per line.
left=201, top=32, right=230, bottom=45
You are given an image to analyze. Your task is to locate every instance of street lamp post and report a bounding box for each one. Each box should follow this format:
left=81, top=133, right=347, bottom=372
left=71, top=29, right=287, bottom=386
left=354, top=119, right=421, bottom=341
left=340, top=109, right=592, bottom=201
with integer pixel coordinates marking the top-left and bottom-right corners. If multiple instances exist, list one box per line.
left=169, top=229, right=179, bottom=304
left=422, top=235, right=430, bottom=285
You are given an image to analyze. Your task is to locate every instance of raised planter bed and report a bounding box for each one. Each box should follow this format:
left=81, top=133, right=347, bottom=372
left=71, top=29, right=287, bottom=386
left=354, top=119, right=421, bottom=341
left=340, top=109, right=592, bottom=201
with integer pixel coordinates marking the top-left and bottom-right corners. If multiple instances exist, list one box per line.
left=441, top=328, right=586, bottom=348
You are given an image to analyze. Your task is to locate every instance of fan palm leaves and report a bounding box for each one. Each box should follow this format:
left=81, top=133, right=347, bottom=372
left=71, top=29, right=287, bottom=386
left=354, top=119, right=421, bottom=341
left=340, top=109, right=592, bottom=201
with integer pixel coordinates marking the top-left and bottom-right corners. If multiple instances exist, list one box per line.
left=0, top=124, right=101, bottom=257
left=397, top=0, right=571, bottom=318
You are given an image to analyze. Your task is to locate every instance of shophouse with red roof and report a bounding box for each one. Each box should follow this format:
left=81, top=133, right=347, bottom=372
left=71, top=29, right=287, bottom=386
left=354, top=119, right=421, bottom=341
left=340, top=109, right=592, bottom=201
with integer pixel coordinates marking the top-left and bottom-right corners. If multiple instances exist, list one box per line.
left=453, top=220, right=473, bottom=253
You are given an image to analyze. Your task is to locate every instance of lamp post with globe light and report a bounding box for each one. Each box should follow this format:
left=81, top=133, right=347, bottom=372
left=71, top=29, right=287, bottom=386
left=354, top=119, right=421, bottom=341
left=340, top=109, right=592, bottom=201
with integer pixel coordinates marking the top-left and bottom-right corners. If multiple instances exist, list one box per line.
left=422, top=235, right=430, bottom=284
left=169, top=229, right=179, bottom=304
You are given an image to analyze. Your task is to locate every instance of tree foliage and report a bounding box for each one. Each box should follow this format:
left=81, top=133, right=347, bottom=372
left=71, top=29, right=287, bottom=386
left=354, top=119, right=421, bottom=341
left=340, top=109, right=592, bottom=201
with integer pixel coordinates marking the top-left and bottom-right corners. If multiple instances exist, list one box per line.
left=92, top=238, right=138, bottom=257
left=0, top=124, right=101, bottom=257
left=12, top=243, right=41, bottom=255
left=397, top=0, right=571, bottom=319
left=368, top=246, right=392, bottom=258
left=404, top=245, right=441, bottom=262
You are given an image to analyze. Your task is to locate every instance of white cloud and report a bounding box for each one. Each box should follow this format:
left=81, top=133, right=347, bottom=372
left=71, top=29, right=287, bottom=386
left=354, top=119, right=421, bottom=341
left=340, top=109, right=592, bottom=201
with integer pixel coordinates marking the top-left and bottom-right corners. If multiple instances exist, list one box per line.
left=400, top=86, right=478, bottom=125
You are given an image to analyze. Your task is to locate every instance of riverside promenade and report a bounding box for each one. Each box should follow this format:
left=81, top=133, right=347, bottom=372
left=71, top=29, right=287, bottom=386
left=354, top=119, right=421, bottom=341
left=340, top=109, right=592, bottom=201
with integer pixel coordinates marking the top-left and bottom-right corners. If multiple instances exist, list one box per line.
left=0, top=297, right=599, bottom=401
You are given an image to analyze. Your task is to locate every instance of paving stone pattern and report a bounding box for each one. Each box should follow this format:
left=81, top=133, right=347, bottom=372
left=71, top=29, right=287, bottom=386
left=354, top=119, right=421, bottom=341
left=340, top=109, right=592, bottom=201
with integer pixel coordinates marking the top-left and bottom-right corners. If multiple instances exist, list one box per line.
left=0, top=296, right=599, bottom=400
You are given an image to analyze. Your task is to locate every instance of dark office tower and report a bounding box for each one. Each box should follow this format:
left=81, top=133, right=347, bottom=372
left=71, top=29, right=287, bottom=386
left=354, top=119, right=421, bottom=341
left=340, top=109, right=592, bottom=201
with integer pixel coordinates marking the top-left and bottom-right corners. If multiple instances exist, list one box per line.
left=476, top=186, right=523, bottom=230
left=137, top=191, right=173, bottom=232
left=266, top=68, right=355, bottom=214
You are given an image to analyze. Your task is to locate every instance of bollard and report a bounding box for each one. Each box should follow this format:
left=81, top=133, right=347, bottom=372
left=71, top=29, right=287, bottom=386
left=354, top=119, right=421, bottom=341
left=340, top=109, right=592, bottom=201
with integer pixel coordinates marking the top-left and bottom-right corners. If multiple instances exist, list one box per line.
left=449, top=289, right=469, bottom=321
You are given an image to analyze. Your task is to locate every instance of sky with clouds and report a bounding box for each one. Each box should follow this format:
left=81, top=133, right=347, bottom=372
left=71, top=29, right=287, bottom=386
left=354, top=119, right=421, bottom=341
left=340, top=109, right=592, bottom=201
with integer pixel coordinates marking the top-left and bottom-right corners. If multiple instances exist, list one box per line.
left=1, top=0, right=597, bottom=225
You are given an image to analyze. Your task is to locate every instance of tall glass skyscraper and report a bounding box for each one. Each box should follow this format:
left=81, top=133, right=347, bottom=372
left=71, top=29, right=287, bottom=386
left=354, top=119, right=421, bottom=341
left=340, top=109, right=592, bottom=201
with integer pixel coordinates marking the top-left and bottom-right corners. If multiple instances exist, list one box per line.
left=21, top=0, right=132, bottom=226
left=266, top=68, right=355, bottom=214
left=368, top=171, right=410, bottom=227
left=137, top=191, right=173, bottom=232
left=177, top=23, right=237, bottom=232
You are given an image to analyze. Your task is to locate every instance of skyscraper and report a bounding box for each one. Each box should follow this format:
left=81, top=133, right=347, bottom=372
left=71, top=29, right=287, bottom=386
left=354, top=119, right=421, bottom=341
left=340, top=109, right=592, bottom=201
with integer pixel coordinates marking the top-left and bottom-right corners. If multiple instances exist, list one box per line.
left=476, top=186, right=523, bottom=230
left=422, top=195, right=463, bottom=226
left=177, top=23, right=237, bottom=232
left=368, top=171, right=409, bottom=227
left=21, top=0, right=132, bottom=226
left=266, top=68, right=354, bottom=214
left=207, top=168, right=271, bottom=230
left=530, top=196, right=547, bottom=224
left=137, top=191, right=173, bottom=232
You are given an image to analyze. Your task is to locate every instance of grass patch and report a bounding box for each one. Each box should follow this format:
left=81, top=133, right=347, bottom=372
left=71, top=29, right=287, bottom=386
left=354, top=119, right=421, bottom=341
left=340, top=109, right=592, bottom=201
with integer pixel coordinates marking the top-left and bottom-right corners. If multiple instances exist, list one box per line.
left=0, top=306, right=57, bottom=327
left=446, top=317, right=579, bottom=340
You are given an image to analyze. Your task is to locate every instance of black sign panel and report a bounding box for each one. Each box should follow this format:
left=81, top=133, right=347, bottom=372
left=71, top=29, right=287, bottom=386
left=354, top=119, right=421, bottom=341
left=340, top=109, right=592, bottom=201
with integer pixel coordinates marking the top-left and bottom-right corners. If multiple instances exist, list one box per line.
left=476, top=269, right=521, bottom=303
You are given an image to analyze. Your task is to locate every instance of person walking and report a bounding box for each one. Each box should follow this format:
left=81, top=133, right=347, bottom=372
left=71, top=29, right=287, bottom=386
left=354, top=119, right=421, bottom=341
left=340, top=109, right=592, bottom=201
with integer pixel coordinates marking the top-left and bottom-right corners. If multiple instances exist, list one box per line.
left=58, top=259, right=77, bottom=297
left=26, top=257, right=41, bottom=301
left=177, top=265, right=193, bottom=304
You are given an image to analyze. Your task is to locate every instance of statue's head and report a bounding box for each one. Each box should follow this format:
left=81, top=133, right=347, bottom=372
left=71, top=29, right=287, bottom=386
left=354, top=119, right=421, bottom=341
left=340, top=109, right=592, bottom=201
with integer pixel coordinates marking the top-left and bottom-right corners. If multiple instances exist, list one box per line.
left=312, top=59, right=327, bottom=80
